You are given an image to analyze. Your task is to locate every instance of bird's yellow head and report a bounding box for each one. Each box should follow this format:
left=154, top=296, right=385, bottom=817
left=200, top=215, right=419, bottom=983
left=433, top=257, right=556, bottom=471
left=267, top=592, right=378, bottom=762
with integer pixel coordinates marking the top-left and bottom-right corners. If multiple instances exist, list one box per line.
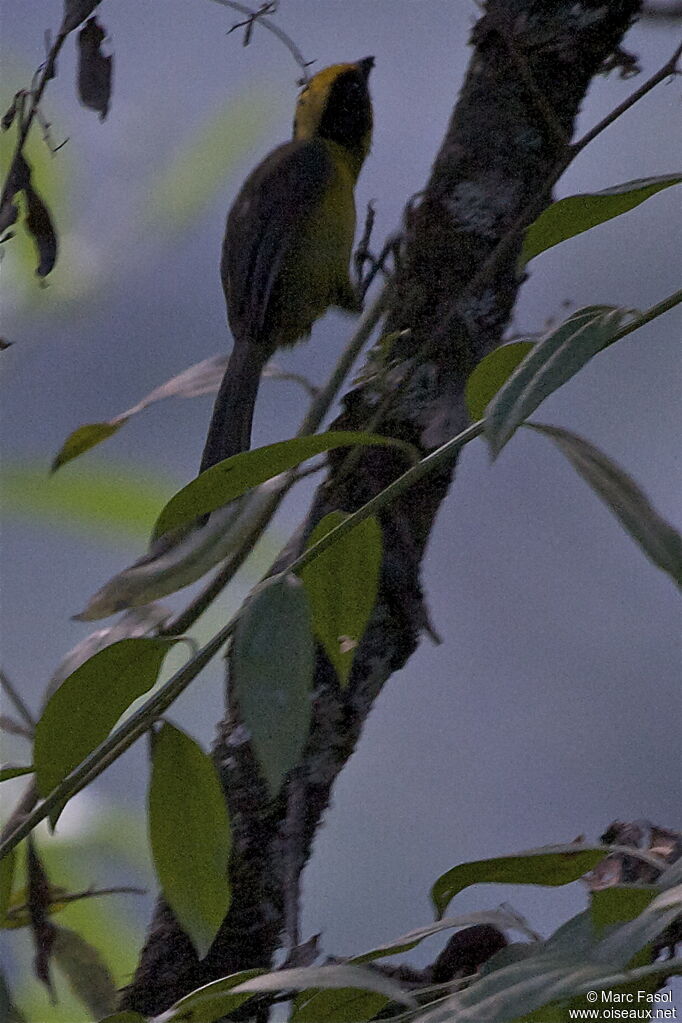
left=293, top=57, right=374, bottom=176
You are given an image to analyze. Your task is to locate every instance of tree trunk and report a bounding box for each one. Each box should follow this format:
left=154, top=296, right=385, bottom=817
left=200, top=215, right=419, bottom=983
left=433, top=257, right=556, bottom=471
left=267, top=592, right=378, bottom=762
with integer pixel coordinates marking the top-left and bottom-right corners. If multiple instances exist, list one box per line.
left=121, top=1, right=642, bottom=1013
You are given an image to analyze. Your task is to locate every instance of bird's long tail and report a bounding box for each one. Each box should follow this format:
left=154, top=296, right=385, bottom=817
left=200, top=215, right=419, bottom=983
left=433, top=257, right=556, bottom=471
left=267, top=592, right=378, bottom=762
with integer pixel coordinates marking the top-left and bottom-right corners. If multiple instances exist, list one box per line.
left=200, top=341, right=264, bottom=473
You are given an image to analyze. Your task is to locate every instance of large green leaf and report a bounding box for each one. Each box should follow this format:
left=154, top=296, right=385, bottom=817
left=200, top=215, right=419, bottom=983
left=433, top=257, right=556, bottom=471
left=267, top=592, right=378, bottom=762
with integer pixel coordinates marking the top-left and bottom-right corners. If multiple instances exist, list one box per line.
left=465, top=341, right=535, bottom=422
left=148, top=723, right=232, bottom=959
left=160, top=969, right=264, bottom=1023
left=431, top=845, right=606, bottom=918
left=485, top=306, right=628, bottom=457
left=233, top=574, right=314, bottom=797
left=0, top=766, right=33, bottom=783
left=153, top=432, right=413, bottom=539
left=34, top=638, right=180, bottom=799
left=51, top=925, right=118, bottom=1019
left=528, top=423, right=682, bottom=587
left=301, top=513, right=382, bottom=687
left=521, top=175, right=682, bottom=266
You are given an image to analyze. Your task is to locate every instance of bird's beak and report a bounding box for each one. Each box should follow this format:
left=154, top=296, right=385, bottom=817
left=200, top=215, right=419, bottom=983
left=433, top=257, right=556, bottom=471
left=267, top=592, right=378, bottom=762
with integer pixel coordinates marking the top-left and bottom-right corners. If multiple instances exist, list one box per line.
left=357, top=56, right=375, bottom=80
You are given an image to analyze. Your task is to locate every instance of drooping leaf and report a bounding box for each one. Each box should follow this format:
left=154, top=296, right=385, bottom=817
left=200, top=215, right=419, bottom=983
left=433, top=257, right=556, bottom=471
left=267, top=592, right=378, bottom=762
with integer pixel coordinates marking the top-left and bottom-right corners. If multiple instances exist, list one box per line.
left=52, top=354, right=228, bottom=470
left=485, top=306, right=629, bottom=457
left=77, top=17, right=112, bottom=120
left=0, top=765, right=33, bottom=782
left=431, top=844, right=607, bottom=918
left=521, top=175, right=682, bottom=266
left=161, top=969, right=265, bottom=1023
left=148, top=723, right=231, bottom=959
left=34, top=637, right=180, bottom=799
left=465, top=341, right=535, bottom=422
left=52, top=423, right=122, bottom=472
left=26, top=838, right=57, bottom=995
left=301, top=513, right=382, bottom=687
left=233, top=574, right=314, bottom=797
left=24, top=172, right=58, bottom=277
left=52, top=924, right=118, bottom=1017
left=153, top=432, right=413, bottom=540
left=527, top=423, right=682, bottom=586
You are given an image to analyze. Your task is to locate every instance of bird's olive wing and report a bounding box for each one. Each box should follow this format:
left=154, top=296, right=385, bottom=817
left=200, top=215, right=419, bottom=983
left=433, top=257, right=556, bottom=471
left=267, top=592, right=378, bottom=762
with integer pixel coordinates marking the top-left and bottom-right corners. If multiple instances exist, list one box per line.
left=222, top=139, right=333, bottom=349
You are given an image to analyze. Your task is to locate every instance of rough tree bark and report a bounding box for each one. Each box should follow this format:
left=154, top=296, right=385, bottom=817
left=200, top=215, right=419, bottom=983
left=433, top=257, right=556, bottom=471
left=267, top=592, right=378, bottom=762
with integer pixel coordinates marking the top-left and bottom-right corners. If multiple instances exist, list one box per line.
left=122, top=1, right=642, bottom=1014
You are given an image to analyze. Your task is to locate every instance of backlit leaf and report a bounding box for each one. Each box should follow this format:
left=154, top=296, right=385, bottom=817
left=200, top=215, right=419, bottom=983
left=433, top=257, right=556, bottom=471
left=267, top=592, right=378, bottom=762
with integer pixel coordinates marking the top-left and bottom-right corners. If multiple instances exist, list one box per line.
left=233, top=574, right=314, bottom=797
left=149, top=723, right=231, bottom=959
left=154, top=432, right=413, bottom=539
left=301, top=513, right=382, bottom=686
left=521, top=175, right=682, bottom=265
left=34, top=638, right=180, bottom=799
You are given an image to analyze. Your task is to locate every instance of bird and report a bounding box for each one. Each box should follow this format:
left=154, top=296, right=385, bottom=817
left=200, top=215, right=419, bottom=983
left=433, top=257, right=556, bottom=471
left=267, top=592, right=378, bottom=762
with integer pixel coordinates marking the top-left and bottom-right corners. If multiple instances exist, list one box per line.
left=199, top=57, right=374, bottom=474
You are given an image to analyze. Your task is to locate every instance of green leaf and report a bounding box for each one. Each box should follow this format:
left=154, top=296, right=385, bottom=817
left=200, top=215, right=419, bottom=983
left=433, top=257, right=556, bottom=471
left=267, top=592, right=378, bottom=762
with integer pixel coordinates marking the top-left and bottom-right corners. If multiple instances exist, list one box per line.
left=431, top=844, right=606, bottom=918
left=153, top=432, right=414, bottom=539
left=0, top=848, right=16, bottom=924
left=1, top=463, right=178, bottom=542
left=52, top=924, right=118, bottom=1018
left=51, top=423, right=123, bottom=472
left=527, top=423, right=682, bottom=586
left=230, top=964, right=417, bottom=1006
left=148, top=723, right=231, bottom=959
left=52, top=354, right=229, bottom=471
left=291, top=988, right=389, bottom=1023
left=485, top=306, right=629, bottom=457
left=0, top=765, right=34, bottom=782
left=590, top=885, right=657, bottom=940
left=465, top=341, right=535, bottom=422
left=34, top=638, right=180, bottom=799
left=300, top=513, right=382, bottom=686
left=233, top=574, right=314, bottom=797
left=162, top=969, right=264, bottom=1023
left=521, top=175, right=682, bottom=265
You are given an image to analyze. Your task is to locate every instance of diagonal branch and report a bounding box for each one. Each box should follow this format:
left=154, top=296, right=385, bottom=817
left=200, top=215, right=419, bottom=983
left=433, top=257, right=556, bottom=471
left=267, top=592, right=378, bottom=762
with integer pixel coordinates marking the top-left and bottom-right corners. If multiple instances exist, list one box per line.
left=121, top=2, right=644, bottom=1014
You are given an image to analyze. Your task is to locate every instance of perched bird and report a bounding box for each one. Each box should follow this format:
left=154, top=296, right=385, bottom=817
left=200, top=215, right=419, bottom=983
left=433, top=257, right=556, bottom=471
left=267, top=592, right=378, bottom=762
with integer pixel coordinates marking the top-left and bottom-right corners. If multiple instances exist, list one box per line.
left=200, top=57, right=374, bottom=474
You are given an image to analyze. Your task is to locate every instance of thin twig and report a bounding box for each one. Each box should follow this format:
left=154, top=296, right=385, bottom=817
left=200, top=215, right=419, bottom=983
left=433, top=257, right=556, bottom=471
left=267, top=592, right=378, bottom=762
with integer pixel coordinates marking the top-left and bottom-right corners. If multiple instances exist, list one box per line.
left=207, top=0, right=312, bottom=81
left=0, top=668, right=36, bottom=731
left=6, top=885, right=147, bottom=921
left=0, top=29, right=68, bottom=214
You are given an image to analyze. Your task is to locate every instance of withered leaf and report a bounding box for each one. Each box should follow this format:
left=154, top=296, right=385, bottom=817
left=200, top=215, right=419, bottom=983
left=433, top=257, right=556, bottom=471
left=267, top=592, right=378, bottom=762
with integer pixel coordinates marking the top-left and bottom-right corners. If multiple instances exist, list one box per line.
left=77, top=18, right=112, bottom=120
left=24, top=180, right=58, bottom=277
left=27, top=838, right=57, bottom=997
left=61, top=0, right=101, bottom=35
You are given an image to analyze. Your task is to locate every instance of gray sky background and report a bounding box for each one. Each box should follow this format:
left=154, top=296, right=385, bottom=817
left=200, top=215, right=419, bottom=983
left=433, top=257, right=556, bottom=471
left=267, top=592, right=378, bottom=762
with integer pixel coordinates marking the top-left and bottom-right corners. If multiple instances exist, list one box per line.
left=1, top=1, right=681, bottom=1017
